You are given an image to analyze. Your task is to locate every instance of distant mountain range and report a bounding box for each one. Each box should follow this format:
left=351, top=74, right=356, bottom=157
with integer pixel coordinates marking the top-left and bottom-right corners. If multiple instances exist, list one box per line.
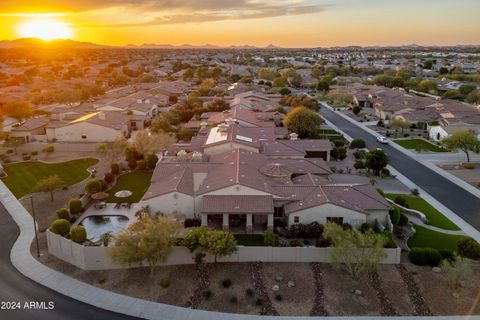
left=0, top=38, right=109, bottom=49
left=0, top=38, right=478, bottom=50
left=124, top=43, right=282, bottom=49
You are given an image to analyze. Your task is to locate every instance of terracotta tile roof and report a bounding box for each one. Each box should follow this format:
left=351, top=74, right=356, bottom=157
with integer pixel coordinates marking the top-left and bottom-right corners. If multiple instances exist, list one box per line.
left=202, top=195, right=273, bottom=214
left=284, top=183, right=391, bottom=214
left=11, top=117, right=49, bottom=131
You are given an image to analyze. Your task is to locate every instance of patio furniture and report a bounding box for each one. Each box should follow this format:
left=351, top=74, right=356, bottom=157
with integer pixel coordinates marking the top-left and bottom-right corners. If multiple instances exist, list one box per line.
left=114, top=203, right=121, bottom=209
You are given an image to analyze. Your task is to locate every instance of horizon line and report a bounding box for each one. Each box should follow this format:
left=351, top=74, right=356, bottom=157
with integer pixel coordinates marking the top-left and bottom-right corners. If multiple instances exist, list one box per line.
left=2, top=37, right=480, bottom=49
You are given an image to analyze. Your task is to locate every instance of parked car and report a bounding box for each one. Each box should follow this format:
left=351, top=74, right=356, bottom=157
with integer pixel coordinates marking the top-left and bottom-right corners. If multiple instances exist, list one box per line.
left=376, top=136, right=389, bottom=144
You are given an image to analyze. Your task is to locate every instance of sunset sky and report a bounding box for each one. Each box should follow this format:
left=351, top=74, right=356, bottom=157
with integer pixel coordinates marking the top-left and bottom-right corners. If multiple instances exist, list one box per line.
left=0, top=0, right=479, bottom=47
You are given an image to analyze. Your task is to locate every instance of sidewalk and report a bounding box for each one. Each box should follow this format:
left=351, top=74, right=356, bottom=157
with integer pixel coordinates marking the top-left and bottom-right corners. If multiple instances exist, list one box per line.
left=321, top=103, right=480, bottom=243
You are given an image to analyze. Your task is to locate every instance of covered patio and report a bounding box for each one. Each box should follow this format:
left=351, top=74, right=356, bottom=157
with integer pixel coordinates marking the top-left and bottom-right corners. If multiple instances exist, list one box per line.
left=201, top=195, right=274, bottom=234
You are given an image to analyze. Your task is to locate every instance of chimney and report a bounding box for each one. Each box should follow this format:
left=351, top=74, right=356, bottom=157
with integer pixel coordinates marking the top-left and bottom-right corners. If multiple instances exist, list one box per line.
left=98, top=112, right=106, bottom=120
left=289, top=132, right=298, bottom=141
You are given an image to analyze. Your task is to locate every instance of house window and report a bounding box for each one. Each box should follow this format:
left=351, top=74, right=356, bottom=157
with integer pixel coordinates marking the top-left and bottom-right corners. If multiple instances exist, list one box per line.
left=327, top=217, right=343, bottom=225
left=81, top=134, right=87, bottom=139
left=294, top=216, right=299, bottom=223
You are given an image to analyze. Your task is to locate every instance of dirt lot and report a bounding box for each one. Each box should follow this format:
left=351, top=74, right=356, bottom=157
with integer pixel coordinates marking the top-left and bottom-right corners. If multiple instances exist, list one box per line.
left=263, top=263, right=315, bottom=316
left=199, top=263, right=261, bottom=315
left=37, top=245, right=480, bottom=317
left=406, top=263, right=480, bottom=316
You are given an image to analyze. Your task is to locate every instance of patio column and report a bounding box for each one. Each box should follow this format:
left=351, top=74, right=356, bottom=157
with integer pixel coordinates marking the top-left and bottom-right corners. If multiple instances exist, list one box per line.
left=201, top=214, right=208, bottom=227
left=246, top=214, right=253, bottom=234
left=267, top=213, right=274, bottom=230
left=222, top=213, right=229, bottom=231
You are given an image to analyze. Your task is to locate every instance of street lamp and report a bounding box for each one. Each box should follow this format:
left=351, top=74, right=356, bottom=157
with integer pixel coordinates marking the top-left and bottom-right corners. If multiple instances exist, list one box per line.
left=25, top=195, right=40, bottom=258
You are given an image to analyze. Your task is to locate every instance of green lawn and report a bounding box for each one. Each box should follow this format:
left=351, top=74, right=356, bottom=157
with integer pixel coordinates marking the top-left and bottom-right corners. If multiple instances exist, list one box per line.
left=407, top=225, right=469, bottom=251
left=385, top=194, right=459, bottom=230
left=317, top=129, right=339, bottom=135
left=2, top=158, right=99, bottom=198
left=393, top=139, right=448, bottom=152
left=105, top=171, right=152, bottom=203
left=234, top=234, right=265, bottom=246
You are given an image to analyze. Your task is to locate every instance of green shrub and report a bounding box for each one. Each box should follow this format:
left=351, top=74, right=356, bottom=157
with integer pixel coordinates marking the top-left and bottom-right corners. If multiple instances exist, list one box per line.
left=255, top=298, right=264, bottom=306
left=306, top=221, right=324, bottom=238
left=55, top=208, right=70, bottom=220
left=85, top=179, right=103, bottom=194
left=245, top=288, right=254, bottom=297
left=353, top=150, right=366, bottom=159
left=439, top=249, right=456, bottom=262
left=229, top=296, right=238, bottom=304
left=50, top=219, right=70, bottom=236
left=349, top=138, right=366, bottom=149
left=389, top=207, right=401, bottom=225
left=263, top=229, right=278, bottom=247
left=463, top=163, right=475, bottom=170
left=137, top=160, right=146, bottom=170
left=70, top=225, right=87, bottom=243
left=380, top=168, right=390, bottom=177
left=383, top=232, right=397, bottom=248
left=354, top=160, right=366, bottom=170
left=409, top=247, right=427, bottom=265
left=457, top=238, right=480, bottom=260
left=204, top=290, right=212, bottom=300
left=110, top=162, right=120, bottom=175
left=289, top=239, right=302, bottom=247
left=275, top=294, right=283, bottom=301
left=128, top=158, right=137, bottom=170
left=409, top=247, right=442, bottom=266
left=398, top=213, right=408, bottom=226
left=423, top=247, right=442, bottom=266
left=394, top=195, right=408, bottom=208
left=360, top=223, right=373, bottom=233
left=411, top=188, right=420, bottom=197
left=160, top=278, right=170, bottom=288
left=69, top=198, right=83, bottom=215
left=332, top=139, right=346, bottom=147
left=145, top=154, right=159, bottom=170
left=221, top=279, right=232, bottom=288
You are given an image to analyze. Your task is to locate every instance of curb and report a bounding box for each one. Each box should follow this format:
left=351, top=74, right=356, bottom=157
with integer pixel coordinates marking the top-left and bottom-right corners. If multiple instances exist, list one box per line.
left=321, top=103, right=480, bottom=242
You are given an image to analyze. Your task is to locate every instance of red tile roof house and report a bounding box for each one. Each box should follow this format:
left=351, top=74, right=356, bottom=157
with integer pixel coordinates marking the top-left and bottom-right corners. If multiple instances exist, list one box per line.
left=141, top=124, right=390, bottom=234
left=30, top=111, right=143, bottom=142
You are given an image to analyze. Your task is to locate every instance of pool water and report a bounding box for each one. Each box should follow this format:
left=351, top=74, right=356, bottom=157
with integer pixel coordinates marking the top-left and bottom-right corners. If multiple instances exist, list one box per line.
left=80, top=215, right=129, bottom=242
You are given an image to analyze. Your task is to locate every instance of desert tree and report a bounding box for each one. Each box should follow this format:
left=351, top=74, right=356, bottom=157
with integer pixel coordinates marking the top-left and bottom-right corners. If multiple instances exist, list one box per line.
left=34, top=174, right=63, bottom=201
left=109, top=215, right=182, bottom=277
left=323, top=222, right=386, bottom=279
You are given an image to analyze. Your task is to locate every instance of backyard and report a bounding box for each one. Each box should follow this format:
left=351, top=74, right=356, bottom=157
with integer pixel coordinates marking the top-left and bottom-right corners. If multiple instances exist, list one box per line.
left=407, top=225, right=470, bottom=251
left=105, top=171, right=152, bottom=203
left=393, top=139, right=448, bottom=152
left=385, top=194, right=459, bottom=230
left=2, top=158, right=99, bottom=198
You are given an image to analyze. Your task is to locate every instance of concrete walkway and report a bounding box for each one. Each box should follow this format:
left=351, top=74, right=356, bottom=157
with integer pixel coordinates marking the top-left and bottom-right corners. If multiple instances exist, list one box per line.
left=406, top=215, right=466, bottom=235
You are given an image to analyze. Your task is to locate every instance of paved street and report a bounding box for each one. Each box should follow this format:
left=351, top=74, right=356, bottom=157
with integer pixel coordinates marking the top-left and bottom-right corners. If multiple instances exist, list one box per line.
left=320, top=107, right=480, bottom=230
left=0, top=203, right=138, bottom=320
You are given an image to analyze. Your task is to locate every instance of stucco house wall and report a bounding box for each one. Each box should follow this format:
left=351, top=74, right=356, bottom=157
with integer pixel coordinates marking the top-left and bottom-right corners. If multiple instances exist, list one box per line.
left=50, top=122, right=126, bottom=142
left=140, top=192, right=195, bottom=218
left=287, top=203, right=367, bottom=227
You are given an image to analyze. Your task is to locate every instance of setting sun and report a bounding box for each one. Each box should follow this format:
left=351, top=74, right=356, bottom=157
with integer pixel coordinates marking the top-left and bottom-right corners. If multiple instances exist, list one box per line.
left=17, top=17, right=73, bottom=40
